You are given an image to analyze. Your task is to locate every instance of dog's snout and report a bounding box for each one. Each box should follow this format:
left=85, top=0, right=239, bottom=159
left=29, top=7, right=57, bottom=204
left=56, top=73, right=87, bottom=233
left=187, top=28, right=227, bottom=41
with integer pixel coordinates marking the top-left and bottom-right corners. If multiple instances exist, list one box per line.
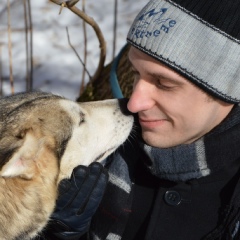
left=118, top=98, right=133, bottom=116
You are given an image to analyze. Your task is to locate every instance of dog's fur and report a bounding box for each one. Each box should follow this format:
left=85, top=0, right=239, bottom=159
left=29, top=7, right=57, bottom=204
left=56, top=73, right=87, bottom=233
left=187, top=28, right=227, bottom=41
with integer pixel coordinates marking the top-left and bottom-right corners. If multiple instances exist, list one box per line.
left=0, top=92, right=133, bottom=240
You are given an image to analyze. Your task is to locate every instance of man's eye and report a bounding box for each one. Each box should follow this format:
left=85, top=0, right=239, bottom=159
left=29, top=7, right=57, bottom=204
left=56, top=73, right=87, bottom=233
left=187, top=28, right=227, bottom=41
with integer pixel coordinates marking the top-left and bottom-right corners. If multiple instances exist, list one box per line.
left=156, top=80, right=174, bottom=91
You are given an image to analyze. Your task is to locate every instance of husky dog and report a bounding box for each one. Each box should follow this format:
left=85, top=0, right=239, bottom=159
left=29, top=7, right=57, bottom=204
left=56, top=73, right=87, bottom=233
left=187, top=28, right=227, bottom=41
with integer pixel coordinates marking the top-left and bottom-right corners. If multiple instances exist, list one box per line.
left=0, top=91, right=133, bottom=240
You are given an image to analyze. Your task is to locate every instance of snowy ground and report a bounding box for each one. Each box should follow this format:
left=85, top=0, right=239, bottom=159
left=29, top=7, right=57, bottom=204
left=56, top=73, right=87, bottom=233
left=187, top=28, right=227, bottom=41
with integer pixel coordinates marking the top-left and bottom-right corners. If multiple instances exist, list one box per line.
left=0, top=0, right=147, bottom=100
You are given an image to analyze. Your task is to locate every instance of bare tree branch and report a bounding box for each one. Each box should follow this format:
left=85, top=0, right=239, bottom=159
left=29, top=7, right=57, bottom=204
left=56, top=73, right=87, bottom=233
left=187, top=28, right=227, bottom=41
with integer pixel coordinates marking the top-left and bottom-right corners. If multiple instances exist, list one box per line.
left=7, top=0, right=14, bottom=94
left=23, top=0, right=30, bottom=90
left=80, top=0, right=87, bottom=96
left=112, top=0, right=118, bottom=60
left=66, top=27, right=91, bottom=80
left=49, top=0, right=106, bottom=84
left=27, top=0, right=33, bottom=91
left=0, top=44, right=2, bottom=96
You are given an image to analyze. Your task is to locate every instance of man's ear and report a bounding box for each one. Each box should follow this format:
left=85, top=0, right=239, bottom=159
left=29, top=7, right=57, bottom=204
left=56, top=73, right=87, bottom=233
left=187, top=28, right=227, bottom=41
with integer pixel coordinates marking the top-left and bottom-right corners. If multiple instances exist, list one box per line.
left=0, top=132, right=39, bottom=179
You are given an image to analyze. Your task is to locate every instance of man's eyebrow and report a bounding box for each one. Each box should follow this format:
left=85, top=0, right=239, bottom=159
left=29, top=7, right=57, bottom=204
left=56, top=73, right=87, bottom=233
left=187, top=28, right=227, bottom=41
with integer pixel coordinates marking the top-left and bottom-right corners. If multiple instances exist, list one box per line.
left=127, top=53, right=186, bottom=85
left=149, top=72, right=183, bottom=85
left=128, top=54, right=184, bottom=84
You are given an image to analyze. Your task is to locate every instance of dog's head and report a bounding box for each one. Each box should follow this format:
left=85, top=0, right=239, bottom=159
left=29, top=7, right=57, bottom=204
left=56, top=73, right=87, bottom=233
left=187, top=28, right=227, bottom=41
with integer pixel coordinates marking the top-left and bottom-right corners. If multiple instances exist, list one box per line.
left=0, top=92, right=133, bottom=183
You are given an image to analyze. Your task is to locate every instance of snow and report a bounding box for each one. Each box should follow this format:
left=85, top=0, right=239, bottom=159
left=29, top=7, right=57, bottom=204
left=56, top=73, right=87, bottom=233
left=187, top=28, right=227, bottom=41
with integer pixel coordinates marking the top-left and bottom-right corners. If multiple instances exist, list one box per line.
left=0, top=0, right=147, bottom=100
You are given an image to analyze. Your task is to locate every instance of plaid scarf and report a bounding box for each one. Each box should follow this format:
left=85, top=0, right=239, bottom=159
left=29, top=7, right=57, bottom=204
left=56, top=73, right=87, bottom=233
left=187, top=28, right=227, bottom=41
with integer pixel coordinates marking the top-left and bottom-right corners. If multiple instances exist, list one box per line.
left=89, top=105, right=240, bottom=240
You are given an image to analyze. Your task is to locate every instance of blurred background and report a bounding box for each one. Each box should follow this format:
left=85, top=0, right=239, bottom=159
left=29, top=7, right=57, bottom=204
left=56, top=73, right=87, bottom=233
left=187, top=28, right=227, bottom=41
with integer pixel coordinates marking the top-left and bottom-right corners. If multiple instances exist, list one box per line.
left=0, top=0, right=147, bottom=100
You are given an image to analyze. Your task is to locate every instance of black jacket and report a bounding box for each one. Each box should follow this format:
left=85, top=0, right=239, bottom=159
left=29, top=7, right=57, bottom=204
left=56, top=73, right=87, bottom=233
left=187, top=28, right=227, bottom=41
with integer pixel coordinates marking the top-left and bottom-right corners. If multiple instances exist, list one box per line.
left=88, top=140, right=240, bottom=240
left=122, top=157, right=240, bottom=240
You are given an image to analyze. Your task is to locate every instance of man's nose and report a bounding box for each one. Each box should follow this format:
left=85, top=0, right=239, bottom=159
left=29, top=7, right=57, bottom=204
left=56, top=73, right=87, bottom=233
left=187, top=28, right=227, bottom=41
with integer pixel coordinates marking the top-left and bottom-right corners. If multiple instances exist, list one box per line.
left=127, top=79, right=155, bottom=113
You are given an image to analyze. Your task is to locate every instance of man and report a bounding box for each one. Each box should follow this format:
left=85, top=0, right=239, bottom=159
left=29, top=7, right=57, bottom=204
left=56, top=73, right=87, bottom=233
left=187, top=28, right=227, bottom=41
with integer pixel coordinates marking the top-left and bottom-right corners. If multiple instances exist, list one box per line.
left=45, top=0, right=240, bottom=239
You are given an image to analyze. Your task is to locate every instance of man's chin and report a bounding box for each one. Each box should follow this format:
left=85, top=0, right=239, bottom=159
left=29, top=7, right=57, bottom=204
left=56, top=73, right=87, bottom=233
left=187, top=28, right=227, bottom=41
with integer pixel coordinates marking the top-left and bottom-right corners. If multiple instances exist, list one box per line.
left=142, top=133, right=177, bottom=149
left=142, top=134, right=165, bottom=148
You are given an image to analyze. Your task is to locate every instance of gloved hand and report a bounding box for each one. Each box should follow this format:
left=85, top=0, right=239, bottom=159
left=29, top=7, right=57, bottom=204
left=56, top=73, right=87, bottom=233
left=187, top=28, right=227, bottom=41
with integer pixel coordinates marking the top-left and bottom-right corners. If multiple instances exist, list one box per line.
left=43, top=162, right=108, bottom=240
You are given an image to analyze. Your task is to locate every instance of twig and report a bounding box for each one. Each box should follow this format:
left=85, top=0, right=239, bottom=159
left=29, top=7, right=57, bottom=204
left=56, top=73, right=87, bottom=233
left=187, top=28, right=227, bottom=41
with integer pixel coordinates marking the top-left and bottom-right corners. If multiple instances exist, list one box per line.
left=0, top=44, right=2, bottom=96
left=66, top=27, right=91, bottom=80
left=23, top=0, right=33, bottom=91
left=27, top=0, right=33, bottom=91
left=80, top=0, right=87, bottom=96
left=112, top=0, right=118, bottom=59
left=7, top=0, right=14, bottom=94
left=23, top=0, right=29, bottom=90
left=50, top=0, right=106, bottom=84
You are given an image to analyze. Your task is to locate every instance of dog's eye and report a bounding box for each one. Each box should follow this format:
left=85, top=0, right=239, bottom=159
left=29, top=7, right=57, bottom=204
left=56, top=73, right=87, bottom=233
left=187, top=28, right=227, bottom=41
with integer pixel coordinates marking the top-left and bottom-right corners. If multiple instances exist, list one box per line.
left=79, top=112, right=85, bottom=125
left=79, top=119, right=85, bottom=125
left=15, top=130, right=26, bottom=139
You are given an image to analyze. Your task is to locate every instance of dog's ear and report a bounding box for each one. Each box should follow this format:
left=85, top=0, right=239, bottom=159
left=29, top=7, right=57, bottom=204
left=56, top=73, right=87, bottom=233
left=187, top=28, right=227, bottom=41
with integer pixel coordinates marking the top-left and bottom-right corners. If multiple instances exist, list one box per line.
left=0, top=131, right=40, bottom=179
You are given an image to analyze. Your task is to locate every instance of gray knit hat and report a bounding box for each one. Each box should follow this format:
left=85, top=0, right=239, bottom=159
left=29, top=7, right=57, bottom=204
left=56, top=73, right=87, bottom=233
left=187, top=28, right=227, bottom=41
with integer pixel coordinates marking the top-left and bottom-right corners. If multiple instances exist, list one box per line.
left=127, top=0, right=240, bottom=103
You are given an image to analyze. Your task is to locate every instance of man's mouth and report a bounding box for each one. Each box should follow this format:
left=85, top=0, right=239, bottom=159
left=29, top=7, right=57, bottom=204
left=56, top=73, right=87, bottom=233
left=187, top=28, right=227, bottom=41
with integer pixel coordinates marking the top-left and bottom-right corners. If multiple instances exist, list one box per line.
left=139, top=118, right=167, bottom=128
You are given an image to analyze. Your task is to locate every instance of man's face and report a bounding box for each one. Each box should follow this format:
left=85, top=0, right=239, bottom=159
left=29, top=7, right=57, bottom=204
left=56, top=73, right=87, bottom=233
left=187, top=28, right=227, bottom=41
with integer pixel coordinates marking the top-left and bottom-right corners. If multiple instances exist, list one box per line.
left=127, top=47, right=234, bottom=148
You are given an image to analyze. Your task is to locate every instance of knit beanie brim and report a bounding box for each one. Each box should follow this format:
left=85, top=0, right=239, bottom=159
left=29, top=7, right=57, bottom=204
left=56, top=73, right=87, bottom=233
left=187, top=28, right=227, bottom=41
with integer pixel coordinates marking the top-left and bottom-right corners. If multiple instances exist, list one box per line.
left=127, top=0, right=240, bottom=103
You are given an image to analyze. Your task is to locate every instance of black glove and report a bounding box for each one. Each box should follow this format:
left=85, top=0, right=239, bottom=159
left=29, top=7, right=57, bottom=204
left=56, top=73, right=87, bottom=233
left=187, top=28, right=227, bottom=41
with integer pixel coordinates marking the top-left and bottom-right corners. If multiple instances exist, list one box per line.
left=43, top=162, right=108, bottom=240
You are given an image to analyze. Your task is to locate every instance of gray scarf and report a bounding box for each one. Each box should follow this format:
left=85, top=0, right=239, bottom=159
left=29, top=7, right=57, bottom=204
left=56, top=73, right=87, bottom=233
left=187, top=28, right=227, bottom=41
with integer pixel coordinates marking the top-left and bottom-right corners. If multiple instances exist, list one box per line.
left=142, top=139, right=209, bottom=182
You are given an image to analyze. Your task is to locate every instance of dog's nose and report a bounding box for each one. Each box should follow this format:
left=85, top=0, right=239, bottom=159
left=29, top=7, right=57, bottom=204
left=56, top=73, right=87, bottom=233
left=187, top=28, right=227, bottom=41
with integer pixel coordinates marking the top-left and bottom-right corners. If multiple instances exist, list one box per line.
left=117, top=98, right=133, bottom=116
